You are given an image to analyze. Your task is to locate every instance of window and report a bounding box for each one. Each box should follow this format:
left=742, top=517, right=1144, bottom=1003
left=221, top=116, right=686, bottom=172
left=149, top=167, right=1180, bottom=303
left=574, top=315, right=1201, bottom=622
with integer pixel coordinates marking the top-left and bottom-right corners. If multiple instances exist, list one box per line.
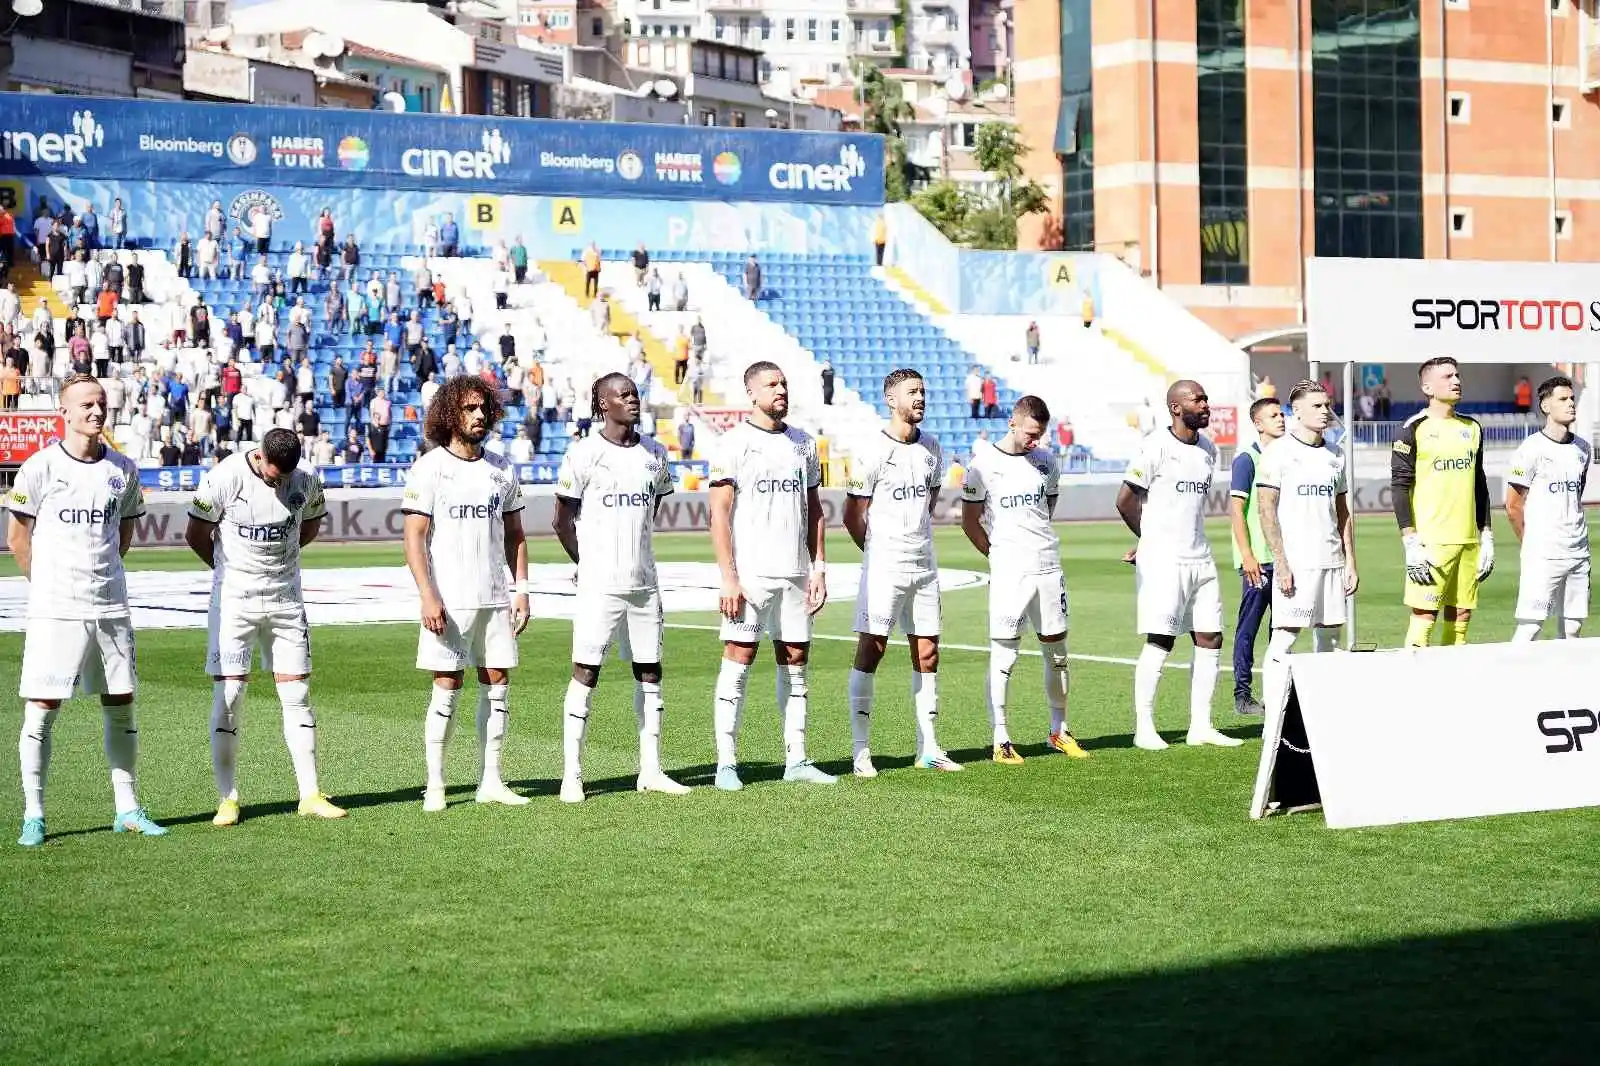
left=876, top=19, right=889, bottom=38
left=731, top=110, right=747, bottom=127
left=807, top=18, right=818, bottom=41
left=516, top=83, right=534, bottom=117
left=853, top=18, right=863, bottom=41
left=1555, top=209, right=1573, bottom=239
left=1312, top=0, right=1423, bottom=259
left=419, top=84, right=433, bottom=112
left=737, top=55, right=755, bottom=82
left=761, top=18, right=771, bottom=40
left=700, top=108, right=717, bottom=126
left=714, top=16, right=725, bottom=38
left=738, top=16, right=750, bottom=39
left=549, top=11, right=572, bottom=27
left=1447, top=92, right=1469, bottom=123
left=1553, top=98, right=1571, bottom=126
left=489, top=76, right=508, bottom=116
left=785, top=18, right=796, bottom=41
left=184, top=1, right=198, bottom=23
left=831, top=19, right=841, bottom=42
left=692, top=49, right=708, bottom=75
left=1450, top=208, right=1472, bottom=238
left=593, top=17, right=605, bottom=36
left=759, top=58, right=771, bottom=81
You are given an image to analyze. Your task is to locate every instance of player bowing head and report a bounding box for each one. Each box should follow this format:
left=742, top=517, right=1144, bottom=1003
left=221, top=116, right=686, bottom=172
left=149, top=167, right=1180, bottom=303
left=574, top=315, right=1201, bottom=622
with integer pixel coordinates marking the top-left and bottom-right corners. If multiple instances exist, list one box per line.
left=552, top=370, right=687, bottom=802
left=1505, top=375, right=1591, bottom=643
left=404, top=372, right=530, bottom=812
left=961, top=394, right=1085, bottom=765
left=257, top=427, right=302, bottom=486
left=844, top=368, right=961, bottom=777
left=706, top=360, right=832, bottom=791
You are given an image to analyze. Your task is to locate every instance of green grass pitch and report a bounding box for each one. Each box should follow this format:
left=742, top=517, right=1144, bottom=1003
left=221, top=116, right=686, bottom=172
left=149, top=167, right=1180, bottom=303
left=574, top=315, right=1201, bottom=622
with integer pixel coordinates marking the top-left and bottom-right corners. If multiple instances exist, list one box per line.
left=2, top=515, right=1598, bottom=1065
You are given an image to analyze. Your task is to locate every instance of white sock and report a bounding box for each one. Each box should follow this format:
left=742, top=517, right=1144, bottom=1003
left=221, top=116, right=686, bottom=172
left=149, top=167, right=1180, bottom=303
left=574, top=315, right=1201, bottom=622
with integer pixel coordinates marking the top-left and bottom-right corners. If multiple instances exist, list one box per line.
left=848, top=668, right=875, bottom=756
left=563, top=679, right=593, bottom=780
left=1563, top=618, right=1583, bottom=639
left=713, top=658, right=749, bottom=768
left=987, top=639, right=1021, bottom=745
left=102, top=703, right=140, bottom=815
left=1188, top=646, right=1222, bottom=734
left=1134, top=643, right=1170, bottom=737
left=781, top=664, right=809, bottom=766
left=1310, top=628, right=1338, bottom=654
left=1263, top=629, right=1299, bottom=718
left=423, top=684, right=460, bottom=791
left=210, top=679, right=247, bottom=802
left=637, top=680, right=663, bottom=776
left=276, top=679, right=320, bottom=799
left=1042, top=642, right=1069, bottom=736
left=478, top=682, right=509, bottom=788
left=19, top=701, right=59, bottom=821
left=1512, top=621, right=1541, bottom=642
left=912, top=670, right=939, bottom=757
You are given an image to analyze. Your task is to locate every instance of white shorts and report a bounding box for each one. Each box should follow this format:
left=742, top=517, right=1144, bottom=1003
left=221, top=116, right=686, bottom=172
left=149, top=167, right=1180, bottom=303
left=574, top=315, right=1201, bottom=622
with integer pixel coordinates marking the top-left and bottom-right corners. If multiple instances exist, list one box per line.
left=1271, top=566, right=1348, bottom=630
left=20, top=617, right=138, bottom=700
left=207, top=601, right=311, bottom=676
left=1516, top=555, right=1591, bottom=622
left=416, top=606, right=520, bottom=672
left=573, top=588, right=664, bottom=665
left=1136, top=558, right=1224, bottom=637
left=854, top=567, right=941, bottom=638
left=720, top=576, right=811, bottom=645
left=988, top=568, right=1068, bottom=640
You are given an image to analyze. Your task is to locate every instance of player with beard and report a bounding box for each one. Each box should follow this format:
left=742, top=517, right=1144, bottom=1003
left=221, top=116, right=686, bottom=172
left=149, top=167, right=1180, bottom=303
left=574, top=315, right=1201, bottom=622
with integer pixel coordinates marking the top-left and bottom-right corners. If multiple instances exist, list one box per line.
left=843, top=369, right=960, bottom=776
left=709, top=361, right=834, bottom=790
left=1116, top=379, right=1239, bottom=751
left=403, top=376, right=531, bottom=812
left=553, top=373, right=691, bottom=802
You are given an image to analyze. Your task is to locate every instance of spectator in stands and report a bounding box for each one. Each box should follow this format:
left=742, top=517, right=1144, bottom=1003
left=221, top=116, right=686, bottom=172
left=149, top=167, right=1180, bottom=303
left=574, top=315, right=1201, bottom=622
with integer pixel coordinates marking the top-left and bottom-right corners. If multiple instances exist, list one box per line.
left=0, top=203, right=15, bottom=282
left=341, top=234, right=360, bottom=281
left=44, top=219, right=66, bottom=280
left=667, top=326, right=689, bottom=386
left=251, top=255, right=273, bottom=305
left=30, top=212, right=51, bottom=277
left=314, top=229, right=334, bottom=281
left=180, top=430, right=203, bottom=467
left=109, top=198, right=128, bottom=250
left=591, top=293, right=611, bottom=336
left=1025, top=321, right=1040, bottom=364
left=311, top=429, right=335, bottom=467
left=510, top=235, right=528, bottom=284
left=171, top=230, right=194, bottom=279
left=287, top=242, right=309, bottom=295
left=672, top=271, right=689, bottom=312
left=81, top=204, right=100, bottom=249
left=1513, top=375, right=1532, bottom=414
left=158, top=426, right=180, bottom=467
left=205, top=200, right=225, bottom=244
left=68, top=214, right=87, bottom=252
left=249, top=206, right=272, bottom=256
left=646, top=267, right=663, bottom=311
left=443, top=344, right=463, bottom=379
left=630, top=350, right=654, bottom=401
left=381, top=342, right=401, bottom=396
left=492, top=264, right=510, bottom=310
left=820, top=360, right=834, bottom=406
left=104, top=253, right=124, bottom=299
left=431, top=276, right=446, bottom=309
left=492, top=239, right=510, bottom=272
left=125, top=309, right=145, bottom=362
left=982, top=375, right=998, bottom=418
left=252, top=309, right=274, bottom=365
left=293, top=356, right=314, bottom=408
left=509, top=425, right=533, bottom=463
left=381, top=310, right=402, bottom=355
left=325, top=280, right=347, bottom=335
left=191, top=302, right=213, bottom=351
left=384, top=272, right=402, bottom=317
left=1357, top=390, right=1376, bottom=421
left=498, top=322, right=517, bottom=367
left=0, top=358, right=18, bottom=410
left=678, top=411, right=696, bottom=460
left=420, top=372, right=442, bottom=415
left=65, top=250, right=88, bottom=306
left=743, top=255, right=762, bottom=301
left=632, top=242, right=650, bottom=287
left=329, top=356, right=347, bottom=410
left=90, top=324, right=109, bottom=376
left=364, top=280, right=384, bottom=337
left=368, top=389, right=392, bottom=462
left=166, top=372, right=190, bottom=429
left=1374, top=377, right=1391, bottom=419
left=413, top=336, right=437, bottom=386
left=422, top=217, right=440, bottom=258
left=872, top=213, right=888, bottom=266
left=414, top=261, right=433, bottom=310
left=686, top=354, right=705, bottom=406
left=439, top=214, right=461, bottom=258
left=315, top=207, right=335, bottom=248
left=105, top=312, right=124, bottom=365
left=188, top=395, right=214, bottom=451
left=95, top=283, right=118, bottom=328
left=0, top=282, right=17, bottom=328
left=68, top=325, right=91, bottom=374
left=1319, top=370, right=1338, bottom=411
left=126, top=253, right=146, bottom=304
left=341, top=426, right=364, bottom=464
left=543, top=378, right=562, bottom=423
left=231, top=229, right=251, bottom=279
left=965, top=367, right=983, bottom=419
left=1056, top=417, right=1076, bottom=457
left=454, top=291, right=474, bottom=340
left=103, top=372, right=125, bottom=426
left=581, top=242, right=602, bottom=299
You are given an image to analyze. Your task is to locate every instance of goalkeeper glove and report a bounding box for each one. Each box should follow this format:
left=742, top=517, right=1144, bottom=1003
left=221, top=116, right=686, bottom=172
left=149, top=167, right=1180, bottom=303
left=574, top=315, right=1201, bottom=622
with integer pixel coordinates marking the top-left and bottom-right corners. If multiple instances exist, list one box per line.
left=1477, top=529, right=1495, bottom=581
left=1403, top=534, right=1435, bottom=585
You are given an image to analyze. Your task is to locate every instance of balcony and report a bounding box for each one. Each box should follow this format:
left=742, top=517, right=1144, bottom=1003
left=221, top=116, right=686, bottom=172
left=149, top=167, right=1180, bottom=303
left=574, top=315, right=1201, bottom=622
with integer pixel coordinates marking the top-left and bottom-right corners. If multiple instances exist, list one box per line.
left=915, top=21, right=959, bottom=46
left=845, top=0, right=900, bottom=12
left=851, top=36, right=897, bottom=56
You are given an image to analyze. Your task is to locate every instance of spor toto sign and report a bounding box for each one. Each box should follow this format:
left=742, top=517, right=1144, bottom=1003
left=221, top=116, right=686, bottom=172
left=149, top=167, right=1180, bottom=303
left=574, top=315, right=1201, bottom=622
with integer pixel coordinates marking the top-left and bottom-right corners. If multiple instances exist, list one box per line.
left=1306, top=257, right=1600, bottom=365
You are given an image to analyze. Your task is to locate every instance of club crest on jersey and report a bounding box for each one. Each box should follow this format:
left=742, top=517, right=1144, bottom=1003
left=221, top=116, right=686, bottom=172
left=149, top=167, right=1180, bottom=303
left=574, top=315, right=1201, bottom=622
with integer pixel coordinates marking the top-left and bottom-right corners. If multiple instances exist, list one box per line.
left=108, top=476, right=125, bottom=491
left=288, top=491, right=306, bottom=509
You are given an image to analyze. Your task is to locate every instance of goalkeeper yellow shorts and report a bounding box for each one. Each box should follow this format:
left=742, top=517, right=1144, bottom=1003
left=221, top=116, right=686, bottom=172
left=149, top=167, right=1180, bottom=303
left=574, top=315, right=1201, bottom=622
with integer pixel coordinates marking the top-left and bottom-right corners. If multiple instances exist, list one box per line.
left=1404, top=542, right=1480, bottom=611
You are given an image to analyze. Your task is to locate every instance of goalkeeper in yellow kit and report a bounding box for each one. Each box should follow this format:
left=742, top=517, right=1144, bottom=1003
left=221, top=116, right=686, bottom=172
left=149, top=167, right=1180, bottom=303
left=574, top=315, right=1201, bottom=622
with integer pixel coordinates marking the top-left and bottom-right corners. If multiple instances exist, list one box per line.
left=1390, top=356, right=1494, bottom=647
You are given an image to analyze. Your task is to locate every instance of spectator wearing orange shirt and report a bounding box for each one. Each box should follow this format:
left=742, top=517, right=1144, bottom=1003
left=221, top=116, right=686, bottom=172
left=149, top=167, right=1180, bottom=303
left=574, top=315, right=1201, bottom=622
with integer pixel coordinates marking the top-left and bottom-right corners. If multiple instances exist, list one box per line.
left=981, top=375, right=998, bottom=418
left=1513, top=376, right=1532, bottom=414
left=672, top=326, right=690, bottom=385
left=95, top=285, right=119, bottom=326
left=0, top=360, right=20, bottom=410
left=872, top=213, right=887, bottom=266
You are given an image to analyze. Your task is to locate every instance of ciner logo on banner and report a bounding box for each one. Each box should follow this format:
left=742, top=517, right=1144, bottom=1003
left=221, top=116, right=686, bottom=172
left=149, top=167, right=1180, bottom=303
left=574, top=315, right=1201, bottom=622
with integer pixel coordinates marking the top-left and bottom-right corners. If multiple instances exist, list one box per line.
left=0, top=110, right=104, bottom=164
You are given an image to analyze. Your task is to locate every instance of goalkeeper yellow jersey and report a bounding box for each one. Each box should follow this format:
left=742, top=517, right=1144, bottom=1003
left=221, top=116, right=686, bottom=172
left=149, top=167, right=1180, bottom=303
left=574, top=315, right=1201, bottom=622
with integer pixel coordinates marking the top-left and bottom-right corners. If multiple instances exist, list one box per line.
left=1390, top=410, right=1489, bottom=546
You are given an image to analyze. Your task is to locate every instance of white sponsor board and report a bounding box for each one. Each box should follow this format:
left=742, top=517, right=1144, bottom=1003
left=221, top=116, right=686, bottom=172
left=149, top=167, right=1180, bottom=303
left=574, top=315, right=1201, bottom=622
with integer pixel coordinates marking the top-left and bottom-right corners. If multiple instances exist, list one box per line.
left=1306, top=257, right=1600, bottom=365
left=1280, top=640, right=1600, bottom=829
left=0, top=563, right=987, bottom=634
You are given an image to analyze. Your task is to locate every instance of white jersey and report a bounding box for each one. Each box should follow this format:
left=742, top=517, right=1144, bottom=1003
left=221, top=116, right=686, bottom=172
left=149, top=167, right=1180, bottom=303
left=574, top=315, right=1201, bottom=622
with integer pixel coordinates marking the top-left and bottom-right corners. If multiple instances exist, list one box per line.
left=7, top=443, right=146, bottom=620
left=402, top=446, right=523, bottom=611
left=960, top=441, right=1061, bottom=574
left=1507, top=430, right=1592, bottom=562
left=1125, top=430, right=1218, bottom=563
left=555, top=433, right=674, bottom=594
left=188, top=451, right=328, bottom=611
left=709, top=420, right=820, bottom=581
left=1255, top=434, right=1347, bottom=570
left=846, top=429, right=941, bottom=576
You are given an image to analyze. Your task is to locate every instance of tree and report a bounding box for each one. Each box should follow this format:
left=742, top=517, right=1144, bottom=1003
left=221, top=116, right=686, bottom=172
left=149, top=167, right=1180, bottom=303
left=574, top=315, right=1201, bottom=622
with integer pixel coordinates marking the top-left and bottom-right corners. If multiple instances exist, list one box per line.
left=910, top=179, right=969, bottom=244
left=966, top=122, right=1050, bottom=249
left=856, top=63, right=914, bottom=201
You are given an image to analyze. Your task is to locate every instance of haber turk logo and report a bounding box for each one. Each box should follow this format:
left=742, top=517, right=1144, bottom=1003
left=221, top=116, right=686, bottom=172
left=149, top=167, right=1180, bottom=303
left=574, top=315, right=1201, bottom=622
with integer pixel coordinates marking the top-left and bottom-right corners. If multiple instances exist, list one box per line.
left=270, top=135, right=325, bottom=169
left=768, top=143, right=867, bottom=193
left=403, top=128, right=511, bottom=179
left=0, top=110, right=105, bottom=164
left=337, top=136, right=370, bottom=170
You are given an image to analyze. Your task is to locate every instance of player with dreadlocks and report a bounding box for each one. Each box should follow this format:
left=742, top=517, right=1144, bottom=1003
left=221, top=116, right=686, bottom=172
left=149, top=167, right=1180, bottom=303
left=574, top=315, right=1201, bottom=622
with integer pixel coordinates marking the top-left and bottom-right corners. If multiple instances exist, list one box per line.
left=552, top=372, right=690, bottom=801
left=403, top=374, right=531, bottom=812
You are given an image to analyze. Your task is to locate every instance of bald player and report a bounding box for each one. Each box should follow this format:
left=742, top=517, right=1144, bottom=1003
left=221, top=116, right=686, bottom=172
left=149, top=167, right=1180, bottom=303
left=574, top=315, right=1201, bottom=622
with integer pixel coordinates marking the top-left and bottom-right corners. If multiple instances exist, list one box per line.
left=1116, top=380, right=1239, bottom=751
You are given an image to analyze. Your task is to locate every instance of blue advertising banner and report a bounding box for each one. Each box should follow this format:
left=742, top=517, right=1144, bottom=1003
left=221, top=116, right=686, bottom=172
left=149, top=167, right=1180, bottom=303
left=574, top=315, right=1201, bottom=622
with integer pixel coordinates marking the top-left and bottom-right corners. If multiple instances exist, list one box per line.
left=140, top=459, right=704, bottom=491
left=0, top=93, right=884, bottom=206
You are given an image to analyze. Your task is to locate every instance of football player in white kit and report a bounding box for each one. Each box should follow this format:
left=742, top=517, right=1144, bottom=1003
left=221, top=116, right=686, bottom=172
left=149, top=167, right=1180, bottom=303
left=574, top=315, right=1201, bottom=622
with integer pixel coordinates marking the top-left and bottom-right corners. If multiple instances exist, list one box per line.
left=1115, top=380, right=1240, bottom=751
left=402, top=376, right=531, bottom=812
left=1253, top=382, right=1358, bottom=721
left=843, top=369, right=961, bottom=776
left=709, top=361, right=835, bottom=790
left=184, top=428, right=346, bottom=826
left=8, top=374, right=166, bottom=846
left=1505, top=374, right=1592, bottom=641
left=552, top=373, right=691, bottom=802
left=961, top=395, right=1086, bottom=765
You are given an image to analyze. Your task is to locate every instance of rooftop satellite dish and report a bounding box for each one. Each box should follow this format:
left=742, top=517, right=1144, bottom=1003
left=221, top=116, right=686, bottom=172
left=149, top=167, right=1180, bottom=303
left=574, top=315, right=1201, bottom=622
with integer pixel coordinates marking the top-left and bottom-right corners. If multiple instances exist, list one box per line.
left=302, top=31, right=328, bottom=57
left=204, top=23, right=233, bottom=44
left=321, top=35, right=346, bottom=57
left=12, top=0, right=44, bottom=16
left=944, top=76, right=967, bottom=101
left=653, top=79, right=677, bottom=99
left=989, top=82, right=1009, bottom=100
left=381, top=91, right=408, bottom=112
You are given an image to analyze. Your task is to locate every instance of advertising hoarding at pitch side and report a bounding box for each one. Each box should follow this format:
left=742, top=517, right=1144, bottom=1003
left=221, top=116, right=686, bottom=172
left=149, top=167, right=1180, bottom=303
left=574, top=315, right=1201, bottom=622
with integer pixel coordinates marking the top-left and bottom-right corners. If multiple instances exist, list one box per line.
left=0, top=413, right=64, bottom=465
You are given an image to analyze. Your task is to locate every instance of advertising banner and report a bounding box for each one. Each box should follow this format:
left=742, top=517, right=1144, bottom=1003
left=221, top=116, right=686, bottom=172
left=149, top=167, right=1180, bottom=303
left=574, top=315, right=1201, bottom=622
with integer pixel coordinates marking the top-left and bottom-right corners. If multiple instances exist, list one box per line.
left=1306, top=257, right=1600, bottom=365
left=0, top=413, right=64, bottom=465
left=0, top=93, right=884, bottom=207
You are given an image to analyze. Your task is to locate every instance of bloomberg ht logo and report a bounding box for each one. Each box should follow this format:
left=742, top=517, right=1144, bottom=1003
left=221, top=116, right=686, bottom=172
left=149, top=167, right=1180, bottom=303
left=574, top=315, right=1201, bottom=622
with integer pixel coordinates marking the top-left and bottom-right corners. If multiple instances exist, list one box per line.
left=1538, top=708, right=1596, bottom=753
left=769, top=143, right=868, bottom=193
left=403, top=128, right=512, bottom=180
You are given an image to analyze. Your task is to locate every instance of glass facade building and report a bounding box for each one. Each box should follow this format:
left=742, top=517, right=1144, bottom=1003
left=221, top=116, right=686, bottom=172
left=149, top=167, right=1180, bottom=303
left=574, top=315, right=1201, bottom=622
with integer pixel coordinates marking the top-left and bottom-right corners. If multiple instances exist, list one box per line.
left=1059, top=0, right=1094, bottom=251
left=1196, top=0, right=1249, bottom=284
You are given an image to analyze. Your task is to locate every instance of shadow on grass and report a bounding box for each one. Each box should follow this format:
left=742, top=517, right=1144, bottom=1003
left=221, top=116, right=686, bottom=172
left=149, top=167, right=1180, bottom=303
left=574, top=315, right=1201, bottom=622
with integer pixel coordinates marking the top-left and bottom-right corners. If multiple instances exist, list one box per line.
left=354, top=917, right=1600, bottom=1066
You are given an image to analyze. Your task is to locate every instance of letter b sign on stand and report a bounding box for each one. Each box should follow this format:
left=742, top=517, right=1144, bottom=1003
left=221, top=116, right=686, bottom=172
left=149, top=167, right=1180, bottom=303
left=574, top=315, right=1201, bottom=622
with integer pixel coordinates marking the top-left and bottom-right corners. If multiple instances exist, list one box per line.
left=468, top=195, right=500, bottom=233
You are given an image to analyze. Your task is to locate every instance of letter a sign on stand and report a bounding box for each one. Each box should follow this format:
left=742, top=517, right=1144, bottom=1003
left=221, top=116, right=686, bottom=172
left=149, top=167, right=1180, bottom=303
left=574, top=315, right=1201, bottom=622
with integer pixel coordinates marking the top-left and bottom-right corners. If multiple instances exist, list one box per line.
left=1249, top=642, right=1600, bottom=829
